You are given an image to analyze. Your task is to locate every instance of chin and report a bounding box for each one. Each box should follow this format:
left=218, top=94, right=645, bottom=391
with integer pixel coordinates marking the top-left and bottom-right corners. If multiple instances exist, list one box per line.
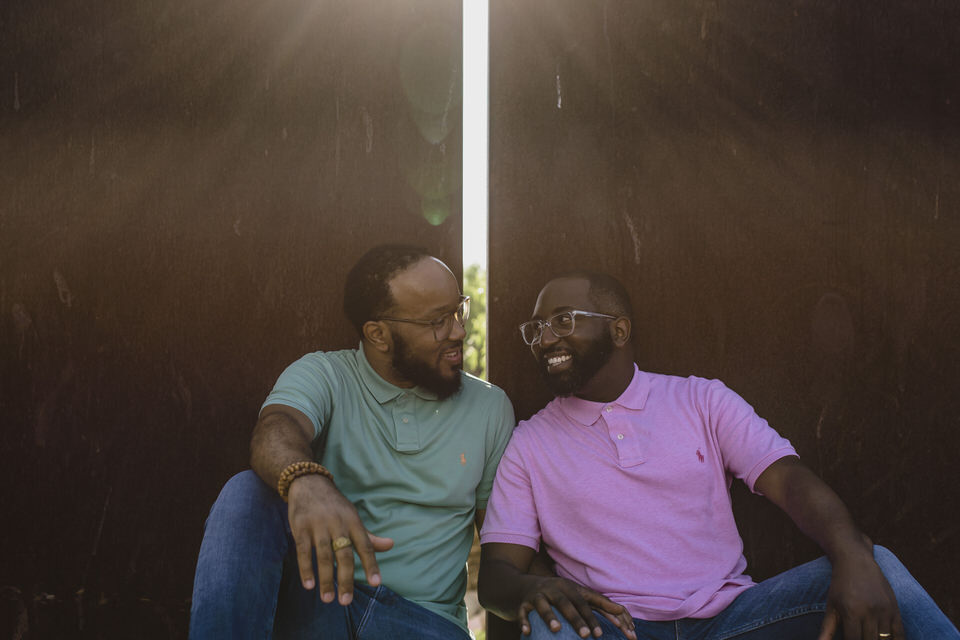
left=541, top=369, right=581, bottom=397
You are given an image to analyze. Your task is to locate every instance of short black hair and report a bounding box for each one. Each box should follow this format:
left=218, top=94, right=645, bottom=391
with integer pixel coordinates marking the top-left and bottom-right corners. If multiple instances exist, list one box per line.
left=343, top=244, right=432, bottom=335
left=554, top=270, right=633, bottom=319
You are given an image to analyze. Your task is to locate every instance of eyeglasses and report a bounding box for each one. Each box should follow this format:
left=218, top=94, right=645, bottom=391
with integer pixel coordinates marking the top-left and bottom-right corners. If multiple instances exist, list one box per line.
left=379, top=296, right=470, bottom=342
left=519, top=310, right=617, bottom=346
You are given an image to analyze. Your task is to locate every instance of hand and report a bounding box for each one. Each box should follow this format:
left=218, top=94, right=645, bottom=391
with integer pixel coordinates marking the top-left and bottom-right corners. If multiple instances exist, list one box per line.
left=518, top=575, right=636, bottom=640
left=818, top=549, right=904, bottom=640
left=286, top=474, right=394, bottom=606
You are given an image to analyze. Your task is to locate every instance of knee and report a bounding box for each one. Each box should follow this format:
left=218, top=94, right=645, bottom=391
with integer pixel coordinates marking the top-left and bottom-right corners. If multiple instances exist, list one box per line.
left=526, top=609, right=583, bottom=640
left=209, top=470, right=281, bottom=524
left=220, top=469, right=271, bottom=497
left=872, top=545, right=904, bottom=572
left=871, top=545, right=920, bottom=593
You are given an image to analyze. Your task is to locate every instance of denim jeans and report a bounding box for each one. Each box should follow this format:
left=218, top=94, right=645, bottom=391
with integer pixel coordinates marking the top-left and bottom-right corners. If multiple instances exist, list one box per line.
left=189, top=471, right=470, bottom=640
left=527, top=546, right=959, bottom=640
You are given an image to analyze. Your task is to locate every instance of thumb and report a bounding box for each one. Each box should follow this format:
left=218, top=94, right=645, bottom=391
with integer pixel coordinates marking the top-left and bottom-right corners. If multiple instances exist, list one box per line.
left=367, top=532, right=394, bottom=551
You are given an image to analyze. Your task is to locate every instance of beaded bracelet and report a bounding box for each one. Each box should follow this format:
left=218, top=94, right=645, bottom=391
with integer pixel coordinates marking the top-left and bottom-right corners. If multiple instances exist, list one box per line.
left=277, top=461, right=335, bottom=502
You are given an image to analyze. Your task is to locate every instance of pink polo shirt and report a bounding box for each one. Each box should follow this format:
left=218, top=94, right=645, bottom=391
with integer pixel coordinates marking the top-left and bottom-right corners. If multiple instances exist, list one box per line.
left=480, top=366, right=796, bottom=621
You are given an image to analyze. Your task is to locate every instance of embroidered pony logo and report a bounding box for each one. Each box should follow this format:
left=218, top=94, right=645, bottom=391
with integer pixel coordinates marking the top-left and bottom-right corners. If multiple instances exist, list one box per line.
left=696, top=448, right=705, bottom=463
left=460, top=453, right=467, bottom=466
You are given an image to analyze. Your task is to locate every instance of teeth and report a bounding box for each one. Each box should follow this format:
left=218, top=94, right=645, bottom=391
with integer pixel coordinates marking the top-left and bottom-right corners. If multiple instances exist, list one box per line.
left=547, top=354, right=572, bottom=366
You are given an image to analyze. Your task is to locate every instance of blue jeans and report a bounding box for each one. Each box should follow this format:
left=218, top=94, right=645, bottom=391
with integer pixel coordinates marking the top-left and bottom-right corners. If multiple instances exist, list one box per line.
left=528, top=546, right=959, bottom=640
left=189, top=471, right=470, bottom=640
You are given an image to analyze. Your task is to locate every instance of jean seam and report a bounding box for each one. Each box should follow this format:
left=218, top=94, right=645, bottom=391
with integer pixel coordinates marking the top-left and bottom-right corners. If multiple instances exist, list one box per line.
left=713, top=604, right=826, bottom=640
left=354, top=585, right=381, bottom=639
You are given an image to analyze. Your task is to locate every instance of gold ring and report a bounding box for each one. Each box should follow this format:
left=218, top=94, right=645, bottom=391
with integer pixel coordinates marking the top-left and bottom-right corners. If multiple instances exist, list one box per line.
left=878, top=634, right=892, bottom=638
left=331, top=536, right=353, bottom=552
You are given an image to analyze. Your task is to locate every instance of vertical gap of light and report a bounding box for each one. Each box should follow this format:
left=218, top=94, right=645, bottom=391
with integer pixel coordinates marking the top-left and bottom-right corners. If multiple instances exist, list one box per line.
left=463, top=0, right=489, bottom=378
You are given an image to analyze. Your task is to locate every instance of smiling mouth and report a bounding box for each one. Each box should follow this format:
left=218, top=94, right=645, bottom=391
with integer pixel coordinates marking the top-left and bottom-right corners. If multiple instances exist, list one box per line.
left=547, top=353, right=571, bottom=366
left=543, top=352, right=573, bottom=372
left=440, top=345, right=463, bottom=364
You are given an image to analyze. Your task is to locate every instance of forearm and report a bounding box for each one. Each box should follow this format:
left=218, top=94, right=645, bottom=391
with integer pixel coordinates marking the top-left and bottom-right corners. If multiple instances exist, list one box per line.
left=478, top=557, right=547, bottom=620
left=528, top=546, right=556, bottom=577
left=761, top=458, right=871, bottom=562
left=250, top=411, right=316, bottom=489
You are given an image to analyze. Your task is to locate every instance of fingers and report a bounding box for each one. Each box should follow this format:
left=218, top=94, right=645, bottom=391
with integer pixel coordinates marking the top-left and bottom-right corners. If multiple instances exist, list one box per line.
left=597, top=610, right=637, bottom=640
left=579, top=588, right=635, bottom=639
left=367, top=532, right=395, bottom=552
left=842, top=610, right=863, bottom=640
left=293, top=531, right=319, bottom=591
left=533, top=593, right=596, bottom=638
left=817, top=608, right=839, bottom=640
left=529, top=596, right=575, bottom=636
left=870, top=611, right=904, bottom=640
left=579, top=588, right=624, bottom=615
left=891, top=615, right=906, bottom=640
left=518, top=602, right=533, bottom=636
left=286, top=484, right=389, bottom=606
left=334, top=534, right=356, bottom=605
left=858, top=611, right=876, bottom=640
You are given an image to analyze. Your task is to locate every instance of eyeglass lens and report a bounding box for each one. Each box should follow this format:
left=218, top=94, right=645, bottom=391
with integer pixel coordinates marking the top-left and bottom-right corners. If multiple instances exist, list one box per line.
left=434, top=298, right=470, bottom=341
left=521, top=312, right=575, bottom=344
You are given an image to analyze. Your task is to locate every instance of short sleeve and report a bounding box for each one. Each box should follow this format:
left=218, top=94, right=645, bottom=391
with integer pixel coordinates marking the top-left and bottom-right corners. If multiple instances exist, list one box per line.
left=479, top=431, right=542, bottom=551
left=260, top=352, right=339, bottom=441
left=474, top=389, right=516, bottom=510
left=704, top=380, right=797, bottom=493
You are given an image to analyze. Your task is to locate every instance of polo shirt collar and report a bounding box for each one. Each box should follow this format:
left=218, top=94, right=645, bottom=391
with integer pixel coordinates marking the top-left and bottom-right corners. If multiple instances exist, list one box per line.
left=356, top=343, right=439, bottom=404
left=557, top=364, right=650, bottom=426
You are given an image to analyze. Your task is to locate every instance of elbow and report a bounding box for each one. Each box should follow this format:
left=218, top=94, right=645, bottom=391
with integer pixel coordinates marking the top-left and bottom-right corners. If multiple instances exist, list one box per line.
left=476, top=562, right=507, bottom=618
left=476, top=566, right=493, bottom=610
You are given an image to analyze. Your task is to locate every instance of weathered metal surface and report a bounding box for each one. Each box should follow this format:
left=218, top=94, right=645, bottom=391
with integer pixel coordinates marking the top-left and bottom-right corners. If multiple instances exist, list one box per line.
left=488, top=0, right=960, bottom=627
left=0, top=0, right=462, bottom=636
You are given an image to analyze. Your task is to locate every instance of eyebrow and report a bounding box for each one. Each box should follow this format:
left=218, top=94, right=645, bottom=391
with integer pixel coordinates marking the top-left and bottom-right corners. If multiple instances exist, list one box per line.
left=530, top=306, right=577, bottom=320
left=422, top=296, right=464, bottom=317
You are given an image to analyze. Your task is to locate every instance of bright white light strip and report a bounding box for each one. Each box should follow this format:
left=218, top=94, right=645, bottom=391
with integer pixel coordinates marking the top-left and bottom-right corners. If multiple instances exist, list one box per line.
left=462, top=0, right=489, bottom=270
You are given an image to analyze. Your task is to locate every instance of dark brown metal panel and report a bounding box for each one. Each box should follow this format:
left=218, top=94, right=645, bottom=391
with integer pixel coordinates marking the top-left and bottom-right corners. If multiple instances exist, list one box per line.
left=489, top=0, right=960, bottom=624
left=0, top=0, right=461, bottom=635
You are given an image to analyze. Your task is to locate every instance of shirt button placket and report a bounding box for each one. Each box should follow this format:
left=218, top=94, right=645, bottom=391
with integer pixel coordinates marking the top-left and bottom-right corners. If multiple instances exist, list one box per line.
left=395, top=395, right=419, bottom=451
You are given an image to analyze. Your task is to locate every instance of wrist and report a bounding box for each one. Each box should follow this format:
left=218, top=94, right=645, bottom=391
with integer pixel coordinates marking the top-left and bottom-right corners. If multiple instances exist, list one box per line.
left=827, top=534, right=875, bottom=567
left=277, top=461, right=335, bottom=501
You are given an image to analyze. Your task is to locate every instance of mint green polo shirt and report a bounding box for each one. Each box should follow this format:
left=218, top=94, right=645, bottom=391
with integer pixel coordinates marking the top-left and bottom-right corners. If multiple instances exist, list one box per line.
left=261, top=344, right=515, bottom=630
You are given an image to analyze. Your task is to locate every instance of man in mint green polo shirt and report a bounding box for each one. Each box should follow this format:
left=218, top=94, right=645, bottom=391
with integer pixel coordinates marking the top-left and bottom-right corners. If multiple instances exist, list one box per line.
left=189, top=244, right=515, bottom=639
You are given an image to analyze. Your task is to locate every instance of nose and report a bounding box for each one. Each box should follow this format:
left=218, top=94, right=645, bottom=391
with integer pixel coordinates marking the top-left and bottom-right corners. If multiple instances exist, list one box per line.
left=538, top=324, right=559, bottom=347
left=449, top=315, right=467, bottom=341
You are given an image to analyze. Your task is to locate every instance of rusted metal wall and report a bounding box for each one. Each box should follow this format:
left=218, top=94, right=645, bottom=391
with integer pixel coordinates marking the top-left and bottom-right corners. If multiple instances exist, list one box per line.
left=489, top=0, right=960, bottom=625
left=0, top=1, right=462, bottom=636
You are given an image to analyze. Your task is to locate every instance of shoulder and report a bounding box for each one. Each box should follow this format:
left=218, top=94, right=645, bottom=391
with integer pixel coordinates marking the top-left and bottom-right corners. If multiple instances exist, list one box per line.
left=645, top=370, right=731, bottom=404
left=455, top=373, right=515, bottom=422
left=289, top=348, right=358, bottom=369
left=278, top=349, right=360, bottom=384
left=511, top=397, right=564, bottom=439
left=457, top=372, right=512, bottom=406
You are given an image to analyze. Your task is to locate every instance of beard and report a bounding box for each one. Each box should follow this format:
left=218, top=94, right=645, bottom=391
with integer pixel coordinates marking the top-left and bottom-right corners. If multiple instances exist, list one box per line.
left=538, top=331, right=615, bottom=397
left=392, top=333, right=463, bottom=400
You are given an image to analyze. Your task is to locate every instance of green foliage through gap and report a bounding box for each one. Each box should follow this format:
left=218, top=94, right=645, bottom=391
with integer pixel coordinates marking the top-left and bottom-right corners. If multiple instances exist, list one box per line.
left=463, top=263, right=487, bottom=379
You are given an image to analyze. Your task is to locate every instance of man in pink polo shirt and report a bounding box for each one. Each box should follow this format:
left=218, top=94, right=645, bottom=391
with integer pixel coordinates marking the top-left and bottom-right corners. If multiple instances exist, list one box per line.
left=478, top=272, right=958, bottom=640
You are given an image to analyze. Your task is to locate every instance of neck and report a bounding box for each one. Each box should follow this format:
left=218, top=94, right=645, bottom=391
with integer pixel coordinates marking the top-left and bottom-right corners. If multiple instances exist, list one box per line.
left=363, top=341, right=415, bottom=388
left=574, top=355, right=635, bottom=403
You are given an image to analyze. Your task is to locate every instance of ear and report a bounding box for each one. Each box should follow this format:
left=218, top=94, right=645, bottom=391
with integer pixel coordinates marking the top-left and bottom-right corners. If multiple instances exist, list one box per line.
left=610, top=316, right=632, bottom=346
left=362, top=320, right=392, bottom=353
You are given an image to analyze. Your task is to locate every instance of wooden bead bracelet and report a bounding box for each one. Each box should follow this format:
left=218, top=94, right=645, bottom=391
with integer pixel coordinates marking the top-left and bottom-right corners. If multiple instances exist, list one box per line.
left=277, top=461, right=335, bottom=502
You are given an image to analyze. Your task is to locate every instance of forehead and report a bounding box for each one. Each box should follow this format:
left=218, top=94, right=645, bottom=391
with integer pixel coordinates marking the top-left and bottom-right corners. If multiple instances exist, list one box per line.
left=532, top=277, right=593, bottom=318
left=388, top=257, right=460, bottom=313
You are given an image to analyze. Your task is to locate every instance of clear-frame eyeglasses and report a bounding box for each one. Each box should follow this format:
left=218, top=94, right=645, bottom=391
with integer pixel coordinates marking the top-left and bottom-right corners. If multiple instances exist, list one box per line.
left=519, top=310, right=617, bottom=346
left=379, top=295, right=470, bottom=342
